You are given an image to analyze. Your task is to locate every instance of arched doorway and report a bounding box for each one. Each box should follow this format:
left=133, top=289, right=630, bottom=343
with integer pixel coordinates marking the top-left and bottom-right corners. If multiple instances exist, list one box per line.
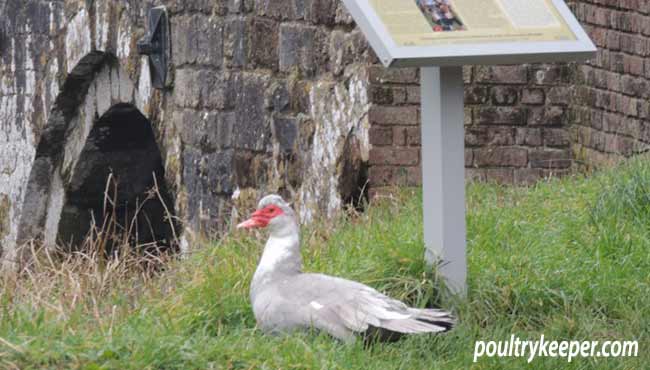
left=57, top=103, right=178, bottom=254
left=15, top=52, right=178, bottom=261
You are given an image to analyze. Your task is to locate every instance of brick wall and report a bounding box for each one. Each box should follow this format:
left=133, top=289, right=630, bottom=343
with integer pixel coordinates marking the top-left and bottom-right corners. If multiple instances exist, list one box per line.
left=465, top=64, right=574, bottom=184
left=368, top=63, right=575, bottom=187
left=571, top=0, right=650, bottom=166
left=368, top=0, right=650, bottom=188
left=367, top=67, right=423, bottom=188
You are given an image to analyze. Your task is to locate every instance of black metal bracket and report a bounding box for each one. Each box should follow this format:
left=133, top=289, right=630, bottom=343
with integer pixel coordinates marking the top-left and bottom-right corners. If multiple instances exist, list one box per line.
left=137, top=6, right=169, bottom=89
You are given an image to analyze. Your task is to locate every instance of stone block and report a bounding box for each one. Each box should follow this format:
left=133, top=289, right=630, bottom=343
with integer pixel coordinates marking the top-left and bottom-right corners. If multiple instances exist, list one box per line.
left=251, top=17, right=279, bottom=70
left=329, top=30, right=367, bottom=76
left=231, top=73, right=271, bottom=150
left=174, top=69, right=201, bottom=108
left=279, top=24, right=317, bottom=75
left=265, top=81, right=290, bottom=112
left=224, top=17, right=249, bottom=67
left=272, top=116, right=298, bottom=153
left=256, top=0, right=295, bottom=20
left=171, top=15, right=223, bottom=67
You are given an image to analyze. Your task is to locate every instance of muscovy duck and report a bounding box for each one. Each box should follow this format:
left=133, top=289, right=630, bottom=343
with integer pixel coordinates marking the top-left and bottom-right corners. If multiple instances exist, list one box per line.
left=238, top=194, right=455, bottom=342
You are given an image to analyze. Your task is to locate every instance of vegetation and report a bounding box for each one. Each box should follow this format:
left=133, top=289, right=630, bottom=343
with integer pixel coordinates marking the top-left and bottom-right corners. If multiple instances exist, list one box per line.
left=1, top=158, right=649, bottom=369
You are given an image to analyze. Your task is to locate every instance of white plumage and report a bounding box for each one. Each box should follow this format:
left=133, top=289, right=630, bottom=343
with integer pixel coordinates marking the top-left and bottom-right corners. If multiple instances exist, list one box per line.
left=238, top=194, right=455, bottom=342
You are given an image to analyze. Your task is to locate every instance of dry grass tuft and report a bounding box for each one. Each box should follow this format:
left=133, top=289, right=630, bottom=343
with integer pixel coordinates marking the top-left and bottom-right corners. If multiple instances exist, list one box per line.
left=1, top=173, right=180, bottom=332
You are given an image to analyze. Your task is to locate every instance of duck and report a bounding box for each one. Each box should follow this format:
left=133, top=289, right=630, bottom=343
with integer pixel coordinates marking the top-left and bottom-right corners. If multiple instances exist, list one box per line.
left=237, top=194, right=455, bottom=342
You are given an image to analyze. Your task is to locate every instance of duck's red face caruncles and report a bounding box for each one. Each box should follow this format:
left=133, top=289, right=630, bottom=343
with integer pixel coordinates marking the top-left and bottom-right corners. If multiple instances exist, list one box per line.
left=237, top=205, right=285, bottom=229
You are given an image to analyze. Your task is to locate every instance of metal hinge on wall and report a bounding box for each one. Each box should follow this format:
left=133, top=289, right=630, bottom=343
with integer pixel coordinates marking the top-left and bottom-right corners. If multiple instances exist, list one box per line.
left=137, top=6, right=170, bottom=89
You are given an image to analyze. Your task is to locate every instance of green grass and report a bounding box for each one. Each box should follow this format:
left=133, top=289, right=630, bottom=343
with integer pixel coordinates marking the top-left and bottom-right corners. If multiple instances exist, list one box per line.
left=2, top=157, right=650, bottom=369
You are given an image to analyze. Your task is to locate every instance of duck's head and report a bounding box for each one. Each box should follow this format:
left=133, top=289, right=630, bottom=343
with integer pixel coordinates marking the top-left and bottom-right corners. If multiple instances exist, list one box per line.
left=237, top=194, right=296, bottom=231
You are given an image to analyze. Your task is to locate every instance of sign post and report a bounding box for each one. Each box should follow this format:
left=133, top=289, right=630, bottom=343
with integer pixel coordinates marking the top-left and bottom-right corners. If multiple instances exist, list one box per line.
left=342, top=0, right=596, bottom=295
left=421, top=66, right=466, bottom=295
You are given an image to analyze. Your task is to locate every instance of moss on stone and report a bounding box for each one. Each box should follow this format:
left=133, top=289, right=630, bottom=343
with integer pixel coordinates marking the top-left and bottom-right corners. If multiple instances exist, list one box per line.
left=0, top=195, right=10, bottom=241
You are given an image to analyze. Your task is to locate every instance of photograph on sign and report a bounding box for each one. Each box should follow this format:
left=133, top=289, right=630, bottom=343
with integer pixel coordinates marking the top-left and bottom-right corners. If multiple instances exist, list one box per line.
left=370, top=0, right=576, bottom=46
left=416, top=0, right=465, bottom=32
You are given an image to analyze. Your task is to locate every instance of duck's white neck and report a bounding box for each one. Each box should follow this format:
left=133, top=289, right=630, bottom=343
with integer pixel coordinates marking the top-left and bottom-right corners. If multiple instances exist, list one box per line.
left=252, top=220, right=302, bottom=288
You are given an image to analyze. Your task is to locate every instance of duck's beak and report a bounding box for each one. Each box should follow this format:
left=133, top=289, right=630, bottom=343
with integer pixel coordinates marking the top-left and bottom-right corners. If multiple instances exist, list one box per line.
left=237, top=210, right=270, bottom=229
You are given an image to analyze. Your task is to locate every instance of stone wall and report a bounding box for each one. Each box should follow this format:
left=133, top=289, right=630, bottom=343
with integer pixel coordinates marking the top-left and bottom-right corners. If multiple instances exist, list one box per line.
left=0, top=0, right=376, bottom=266
left=2, top=0, right=650, bottom=266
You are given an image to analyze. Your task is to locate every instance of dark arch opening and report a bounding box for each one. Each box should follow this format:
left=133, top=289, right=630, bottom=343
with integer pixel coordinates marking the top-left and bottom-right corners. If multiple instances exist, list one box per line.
left=56, top=103, right=178, bottom=255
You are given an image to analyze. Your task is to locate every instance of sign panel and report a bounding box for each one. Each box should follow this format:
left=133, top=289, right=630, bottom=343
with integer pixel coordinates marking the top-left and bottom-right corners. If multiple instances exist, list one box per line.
left=343, top=0, right=596, bottom=67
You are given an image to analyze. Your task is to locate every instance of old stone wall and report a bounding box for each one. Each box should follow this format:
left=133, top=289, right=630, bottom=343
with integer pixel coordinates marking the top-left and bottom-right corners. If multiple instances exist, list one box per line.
left=0, top=0, right=161, bottom=266
left=0, top=0, right=376, bottom=266
left=168, top=0, right=375, bottom=229
left=2, top=0, right=650, bottom=265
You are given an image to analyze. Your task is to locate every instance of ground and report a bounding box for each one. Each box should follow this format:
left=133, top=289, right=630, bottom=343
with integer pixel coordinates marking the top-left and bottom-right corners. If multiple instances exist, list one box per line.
left=0, top=158, right=648, bottom=369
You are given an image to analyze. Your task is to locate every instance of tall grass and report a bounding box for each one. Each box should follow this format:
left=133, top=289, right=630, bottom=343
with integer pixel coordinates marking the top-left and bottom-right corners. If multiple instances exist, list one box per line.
left=1, top=158, right=649, bottom=369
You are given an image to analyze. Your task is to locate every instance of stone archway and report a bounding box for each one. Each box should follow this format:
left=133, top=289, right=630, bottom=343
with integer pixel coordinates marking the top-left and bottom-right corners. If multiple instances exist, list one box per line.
left=56, top=103, right=178, bottom=253
left=12, top=51, right=176, bottom=263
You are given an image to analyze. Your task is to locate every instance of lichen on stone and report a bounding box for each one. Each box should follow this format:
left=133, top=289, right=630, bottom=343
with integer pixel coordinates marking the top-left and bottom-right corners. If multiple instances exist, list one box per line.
left=298, top=66, right=371, bottom=223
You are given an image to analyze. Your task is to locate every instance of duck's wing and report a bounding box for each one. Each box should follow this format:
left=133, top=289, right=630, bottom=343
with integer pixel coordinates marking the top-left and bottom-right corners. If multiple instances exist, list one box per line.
left=281, top=273, right=455, bottom=341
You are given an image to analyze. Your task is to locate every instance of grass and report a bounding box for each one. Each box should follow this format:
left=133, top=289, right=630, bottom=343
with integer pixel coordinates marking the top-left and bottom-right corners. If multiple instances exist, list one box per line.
left=1, top=157, right=650, bottom=369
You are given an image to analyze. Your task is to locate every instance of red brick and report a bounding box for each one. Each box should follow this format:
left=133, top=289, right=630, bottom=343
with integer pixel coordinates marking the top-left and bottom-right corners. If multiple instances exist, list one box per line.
left=521, top=89, right=545, bottom=105
left=474, top=147, right=528, bottom=167
left=369, top=147, right=419, bottom=166
left=369, top=127, right=392, bottom=146
left=543, top=128, right=571, bottom=147
left=370, top=106, right=418, bottom=125
left=484, top=168, right=515, bottom=184
left=527, top=106, right=566, bottom=126
left=466, top=127, right=515, bottom=147
left=392, top=127, right=406, bottom=146
left=529, top=149, right=572, bottom=169
left=514, top=168, right=544, bottom=185
left=515, top=128, right=543, bottom=147
left=474, top=66, right=527, bottom=84
left=406, top=85, right=421, bottom=104
left=405, top=127, right=421, bottom=146
left=477, top=107, right=525, bottom=125
left=368, top=67, right=418, bottom=84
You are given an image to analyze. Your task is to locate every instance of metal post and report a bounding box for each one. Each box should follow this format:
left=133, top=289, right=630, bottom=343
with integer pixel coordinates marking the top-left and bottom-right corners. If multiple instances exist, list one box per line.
left=420, top=66, right=467, bottom=296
